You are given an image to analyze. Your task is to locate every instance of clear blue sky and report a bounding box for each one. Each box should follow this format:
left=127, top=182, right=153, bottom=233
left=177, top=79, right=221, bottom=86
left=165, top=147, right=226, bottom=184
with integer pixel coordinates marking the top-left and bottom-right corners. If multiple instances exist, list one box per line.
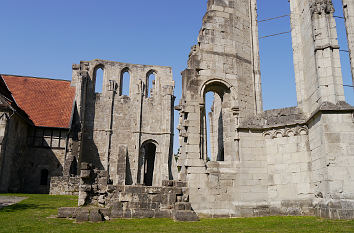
left=1, top=0, right=353, bottom=153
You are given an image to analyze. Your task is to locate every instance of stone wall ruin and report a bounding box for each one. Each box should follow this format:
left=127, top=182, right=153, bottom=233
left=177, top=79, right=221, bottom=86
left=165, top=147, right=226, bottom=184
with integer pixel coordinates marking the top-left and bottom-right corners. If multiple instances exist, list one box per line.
left=50, top=0, right=354, bottom=221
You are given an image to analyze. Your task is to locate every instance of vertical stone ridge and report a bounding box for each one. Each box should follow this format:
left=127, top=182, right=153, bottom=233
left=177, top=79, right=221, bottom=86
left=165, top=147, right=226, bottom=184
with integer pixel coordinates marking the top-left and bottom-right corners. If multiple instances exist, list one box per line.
left=342, top=0, right=354, bottom=86
left=290, top=0, right=345, bottom=114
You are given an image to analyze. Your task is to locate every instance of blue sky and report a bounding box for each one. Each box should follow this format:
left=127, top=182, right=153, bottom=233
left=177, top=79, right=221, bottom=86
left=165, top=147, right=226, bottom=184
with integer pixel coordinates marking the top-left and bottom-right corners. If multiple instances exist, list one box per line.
left=1, top=0, right=352, bottom=153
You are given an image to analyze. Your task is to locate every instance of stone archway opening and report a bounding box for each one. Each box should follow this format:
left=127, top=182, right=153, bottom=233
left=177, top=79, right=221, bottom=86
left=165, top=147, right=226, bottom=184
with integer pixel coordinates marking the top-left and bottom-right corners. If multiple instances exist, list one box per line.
left=201, top=81, right=230, bottom=162
left=139, top=141, right=157, bottom=186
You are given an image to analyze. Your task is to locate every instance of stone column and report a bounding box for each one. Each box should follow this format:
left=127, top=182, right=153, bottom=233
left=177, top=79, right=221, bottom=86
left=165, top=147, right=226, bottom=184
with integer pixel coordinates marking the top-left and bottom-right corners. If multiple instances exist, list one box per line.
left=290, top=0, right=345, bottom=114
left=342, top=0, right=354, bottom=86
left=250, top=0, right=263, bottom=114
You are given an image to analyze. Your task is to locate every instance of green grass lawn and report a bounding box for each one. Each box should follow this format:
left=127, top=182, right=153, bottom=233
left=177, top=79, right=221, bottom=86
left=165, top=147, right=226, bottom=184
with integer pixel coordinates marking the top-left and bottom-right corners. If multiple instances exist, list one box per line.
left=0, top=194, right=354, bottom=233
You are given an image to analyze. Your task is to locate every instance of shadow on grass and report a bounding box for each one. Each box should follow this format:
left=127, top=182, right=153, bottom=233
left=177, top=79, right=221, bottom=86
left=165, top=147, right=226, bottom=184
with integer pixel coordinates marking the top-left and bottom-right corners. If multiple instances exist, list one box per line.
left=0, top=203, right=52, bottom=212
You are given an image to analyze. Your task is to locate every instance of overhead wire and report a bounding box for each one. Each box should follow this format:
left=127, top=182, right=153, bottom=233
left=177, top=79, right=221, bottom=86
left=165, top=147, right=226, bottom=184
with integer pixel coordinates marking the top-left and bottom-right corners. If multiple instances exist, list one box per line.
left=260, top=31, right=291, bottom=39
left=257, top=13, right=354, bottom=89
left=257, top=14, right=289, bottom=23
left=257, top=14, right=291, bottom=39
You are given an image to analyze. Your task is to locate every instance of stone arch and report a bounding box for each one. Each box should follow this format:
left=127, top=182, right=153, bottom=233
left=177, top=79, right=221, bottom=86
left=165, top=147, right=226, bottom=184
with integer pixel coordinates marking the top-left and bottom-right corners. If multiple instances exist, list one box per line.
left=120, top=67, right=131, bottom=96
left=297, top=126, right=309, bottom=135
left=93, top=64, right=105, bottom=93
left=146, top=70, right=157, bottom=98
left=263, top=131, right=273, bottom=139
left=274, top=130, right=284, bottom=138
left=138, top=139, right=158, bottom=186
left=285, top=128, right=296, bottom=137
left=200, top=79, right=233, bottom=101
left=200, top=80, right=234, bottom=162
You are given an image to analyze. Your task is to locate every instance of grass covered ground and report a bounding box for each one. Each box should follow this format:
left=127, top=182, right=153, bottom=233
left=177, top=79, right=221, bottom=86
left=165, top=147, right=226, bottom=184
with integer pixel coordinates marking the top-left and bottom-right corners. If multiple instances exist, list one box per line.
left=0, top=194, right=354, bottom=233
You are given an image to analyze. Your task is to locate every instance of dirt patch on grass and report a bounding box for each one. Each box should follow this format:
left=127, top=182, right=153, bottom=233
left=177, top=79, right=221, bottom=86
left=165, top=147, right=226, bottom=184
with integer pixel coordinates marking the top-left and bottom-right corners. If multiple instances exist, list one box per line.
left=0, top=196, right=28, bottom=209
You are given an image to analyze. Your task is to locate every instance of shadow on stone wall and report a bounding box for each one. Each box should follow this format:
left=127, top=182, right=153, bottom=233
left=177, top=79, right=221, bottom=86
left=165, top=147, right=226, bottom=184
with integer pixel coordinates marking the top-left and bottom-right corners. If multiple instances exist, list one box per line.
left=19, top=141, right=64, bottom=194
left=80, top=93, right=104, bottom=170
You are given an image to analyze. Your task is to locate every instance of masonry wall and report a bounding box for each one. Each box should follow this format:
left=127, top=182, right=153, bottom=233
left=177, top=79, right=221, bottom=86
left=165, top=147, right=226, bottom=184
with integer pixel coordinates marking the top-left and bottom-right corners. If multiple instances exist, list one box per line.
left=236, top=130, right=268, bottom=214
left=72, top=59, right=175, bottom=187
left=264, top=126, right=313, bottom=214
left=50, top=176, right=80, bottom=195
left=0, top=113, right=28, bottom=193
left=308, top=111, right=354, bottom=218
left=22, top=147, right=65, bottom=193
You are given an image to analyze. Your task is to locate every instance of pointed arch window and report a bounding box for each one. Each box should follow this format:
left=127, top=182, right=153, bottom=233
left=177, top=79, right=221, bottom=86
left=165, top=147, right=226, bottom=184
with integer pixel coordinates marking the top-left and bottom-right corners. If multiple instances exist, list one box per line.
left=94, top=66, right=104, bottom=93
left=120, top=68, right=130, bottom=96
left=146, top=70, right=156, bottom=98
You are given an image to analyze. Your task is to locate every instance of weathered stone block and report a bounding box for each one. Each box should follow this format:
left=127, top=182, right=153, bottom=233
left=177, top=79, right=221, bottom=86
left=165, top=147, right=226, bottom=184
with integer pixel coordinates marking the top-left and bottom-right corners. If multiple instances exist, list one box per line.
left=89, top=209, right=104, bottom=222
left=162, top=180, right=174, bottom=187
left=132, top=209, right=154, bottom=218
left=99, top=208, right=111, bottom=218
left=76, top=209, right=90, bottom=222
left=173, top=210, right=199, bottom=222
left=80, top=170, right=91, bottom=179
left=123, top=210, right=132, bottom=218
left=58, top=207, right=78, bottom=218
left=111, top=209, right=123, bottom=218
left=155, top=210, right=172, bottom=218
left=111, top=202, right=123, bottom=210
left=175, top=181, right=187, bottom=187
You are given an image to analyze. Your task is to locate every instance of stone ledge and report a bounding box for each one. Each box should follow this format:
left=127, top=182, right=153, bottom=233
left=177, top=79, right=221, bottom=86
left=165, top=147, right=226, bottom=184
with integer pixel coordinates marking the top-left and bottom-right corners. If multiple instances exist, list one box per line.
left=239, top=102, right=354, bottom=130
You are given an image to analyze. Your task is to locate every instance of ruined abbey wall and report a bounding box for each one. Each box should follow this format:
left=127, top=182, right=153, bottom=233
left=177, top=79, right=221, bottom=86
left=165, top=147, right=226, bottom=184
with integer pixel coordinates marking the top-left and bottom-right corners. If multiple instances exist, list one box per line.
left=175, top=0, right=354, bottom=219
left=49, top=0, right=354, bottom=221
left=70, top=60, right=176, bottom=187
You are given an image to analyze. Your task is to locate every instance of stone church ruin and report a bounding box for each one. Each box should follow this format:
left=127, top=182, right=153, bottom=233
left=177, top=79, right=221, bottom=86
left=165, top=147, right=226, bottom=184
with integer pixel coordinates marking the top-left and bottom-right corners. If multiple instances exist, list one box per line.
left=1, top=0, right=354, bottom=221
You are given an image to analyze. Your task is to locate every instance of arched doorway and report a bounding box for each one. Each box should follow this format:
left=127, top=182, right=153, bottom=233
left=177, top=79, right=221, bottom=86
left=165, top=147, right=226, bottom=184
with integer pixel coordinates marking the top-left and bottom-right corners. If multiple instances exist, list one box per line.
left=138, top=141, right=157, bottom=186
left=201, top=81, right=231, bottom=162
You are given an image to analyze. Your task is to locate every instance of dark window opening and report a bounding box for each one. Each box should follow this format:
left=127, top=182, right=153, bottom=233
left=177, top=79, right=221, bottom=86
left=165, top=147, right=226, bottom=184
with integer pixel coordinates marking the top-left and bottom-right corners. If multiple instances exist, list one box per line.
left=40, top=169, right=49, bottom=185
left=139, top=142, right=156, bottom=186
left=69, top=158, right=78, bottom=177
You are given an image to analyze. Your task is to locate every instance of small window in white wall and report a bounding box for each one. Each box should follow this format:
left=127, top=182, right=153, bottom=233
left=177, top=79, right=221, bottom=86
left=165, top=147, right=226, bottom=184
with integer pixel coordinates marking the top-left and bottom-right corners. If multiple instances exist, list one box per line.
left=95, top=68, right=104, bottom=93
left=147, top=71, right=156, bottom=98
left=121, top=69, right=130, bottom=96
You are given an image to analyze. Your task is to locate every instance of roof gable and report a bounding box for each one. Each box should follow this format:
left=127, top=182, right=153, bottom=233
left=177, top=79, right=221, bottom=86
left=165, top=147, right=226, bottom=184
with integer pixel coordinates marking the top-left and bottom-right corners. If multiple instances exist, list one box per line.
left=1, top=75, right=75, bottom=128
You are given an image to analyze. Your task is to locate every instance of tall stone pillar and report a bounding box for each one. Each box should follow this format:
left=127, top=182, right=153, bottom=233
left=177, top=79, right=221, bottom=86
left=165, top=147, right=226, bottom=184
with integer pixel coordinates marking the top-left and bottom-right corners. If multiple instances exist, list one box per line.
left=291, top=0, right=354, bottom=219
left=177, top=0, right=264, bottom=215
left=342, top=0, right=354, bottom=86
left=290, top=0, right=345, bottom=114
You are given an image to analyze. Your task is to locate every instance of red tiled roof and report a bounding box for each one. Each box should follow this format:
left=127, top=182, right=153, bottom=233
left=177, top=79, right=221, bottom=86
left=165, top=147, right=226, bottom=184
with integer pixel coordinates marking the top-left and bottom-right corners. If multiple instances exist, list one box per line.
left=2, top=75, right=75, bottom=128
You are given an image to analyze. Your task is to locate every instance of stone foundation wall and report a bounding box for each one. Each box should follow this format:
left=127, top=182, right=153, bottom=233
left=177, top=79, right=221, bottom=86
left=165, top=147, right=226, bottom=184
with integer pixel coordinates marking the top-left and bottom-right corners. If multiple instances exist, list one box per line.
left=49, top=176, right=80, bottom=195
left=60, top=162, right=199, bottom=222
